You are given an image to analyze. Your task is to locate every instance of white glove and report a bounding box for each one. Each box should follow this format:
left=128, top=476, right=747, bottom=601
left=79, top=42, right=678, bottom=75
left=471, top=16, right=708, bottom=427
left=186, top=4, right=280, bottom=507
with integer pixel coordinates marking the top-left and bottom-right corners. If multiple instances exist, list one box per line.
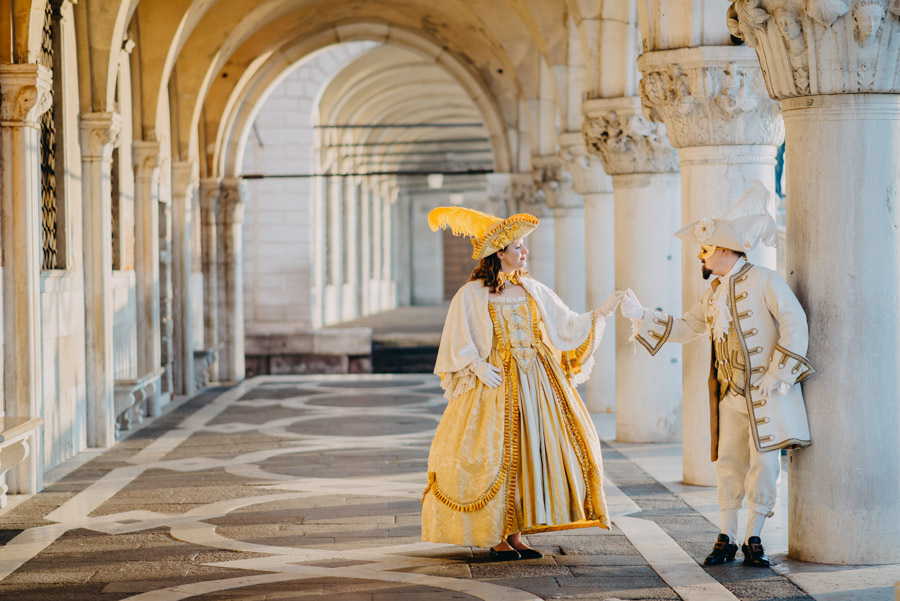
left=470, top=360, right=502, bottom=388
left=756, top=371, right=788, bottom=397
left=620, top=288, right=645, bottom=320
left=598, top=291, right=623, bottom=317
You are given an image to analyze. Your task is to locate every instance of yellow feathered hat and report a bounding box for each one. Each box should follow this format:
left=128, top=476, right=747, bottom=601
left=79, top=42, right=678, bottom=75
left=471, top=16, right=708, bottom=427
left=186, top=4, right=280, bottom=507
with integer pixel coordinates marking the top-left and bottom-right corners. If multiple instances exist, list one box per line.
left=427, top=206, right=539, bottom=260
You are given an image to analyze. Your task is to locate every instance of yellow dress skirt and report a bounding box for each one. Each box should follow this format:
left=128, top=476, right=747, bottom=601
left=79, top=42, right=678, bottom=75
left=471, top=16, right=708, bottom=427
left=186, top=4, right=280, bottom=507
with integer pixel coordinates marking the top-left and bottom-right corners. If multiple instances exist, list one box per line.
left=422, top=295, right=609, bottom=548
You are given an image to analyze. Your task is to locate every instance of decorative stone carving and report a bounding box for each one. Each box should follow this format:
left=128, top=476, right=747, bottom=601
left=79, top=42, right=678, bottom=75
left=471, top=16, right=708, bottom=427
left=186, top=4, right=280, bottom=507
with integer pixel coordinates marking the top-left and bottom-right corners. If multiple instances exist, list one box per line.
left=79, top=112, right=122, bottom=161
left=854, top=1, right=887, bottom=90
left=728, top=0, right=900, bottom=97
left=0, top=64, right=52, bottom=126
left=220, top=178, right=248, bottom=224
left=530, top=156, right=564, bottom=212
left=558, top=131, right=613, bottom=196
left=132, top=140, right=162, bottom=182
left=638, top=46, right=784, bottom=149
left=581, top=96, right=679, bottom=176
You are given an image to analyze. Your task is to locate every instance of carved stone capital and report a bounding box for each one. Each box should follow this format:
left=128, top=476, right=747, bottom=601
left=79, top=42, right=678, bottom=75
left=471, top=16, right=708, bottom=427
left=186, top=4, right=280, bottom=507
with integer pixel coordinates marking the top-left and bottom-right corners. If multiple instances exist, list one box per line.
left=198, top=178, right=221, bottom=214
left=531, top=155, right=564, bottom=209
left=558, top=131, right=613, bottom=196
left=220, top=177, right=247, bottom=224
left=638, top=46, right=784, bottom=148
left=582, top=96, right=679, bottom=176
left=486, top=173, right=534, bottom=216
left=132, top=140, right=162, bottom=183
left=79, top=112, right=122, bottom=161
left=728, top=0, right=900, bottom=97
left=171, top=161, right=199, bottom=201
left=0, top=64, right=52, bottom=126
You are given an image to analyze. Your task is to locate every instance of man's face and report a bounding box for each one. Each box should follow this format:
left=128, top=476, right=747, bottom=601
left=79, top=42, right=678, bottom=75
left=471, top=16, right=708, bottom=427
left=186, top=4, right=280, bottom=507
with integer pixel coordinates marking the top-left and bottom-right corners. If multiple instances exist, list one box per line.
left=698, top=245, right=734, bottom=278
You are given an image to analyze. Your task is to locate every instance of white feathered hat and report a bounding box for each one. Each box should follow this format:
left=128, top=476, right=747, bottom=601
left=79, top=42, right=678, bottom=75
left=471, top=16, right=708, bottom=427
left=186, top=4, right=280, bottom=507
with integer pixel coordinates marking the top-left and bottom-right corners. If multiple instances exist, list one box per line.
left=674, top=180, right=778, bottom=251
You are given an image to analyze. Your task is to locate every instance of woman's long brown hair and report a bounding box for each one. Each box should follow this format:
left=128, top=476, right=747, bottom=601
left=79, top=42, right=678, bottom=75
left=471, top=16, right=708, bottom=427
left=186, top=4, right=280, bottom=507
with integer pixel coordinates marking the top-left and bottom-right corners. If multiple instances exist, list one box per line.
left=469, top=253, right=504, bottom=293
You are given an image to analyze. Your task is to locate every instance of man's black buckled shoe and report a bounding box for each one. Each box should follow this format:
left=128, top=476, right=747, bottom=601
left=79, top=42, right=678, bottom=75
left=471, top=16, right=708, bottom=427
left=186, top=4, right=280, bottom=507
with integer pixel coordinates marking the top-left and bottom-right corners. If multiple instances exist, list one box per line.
left=742, top=536, right=770, bottom=567
left=703, top=533, right=738, bottom=565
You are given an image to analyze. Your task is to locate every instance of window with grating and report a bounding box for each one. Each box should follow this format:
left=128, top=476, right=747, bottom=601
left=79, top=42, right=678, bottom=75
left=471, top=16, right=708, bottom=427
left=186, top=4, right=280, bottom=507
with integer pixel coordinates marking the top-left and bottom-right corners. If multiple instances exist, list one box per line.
left=111, top=146, right=120, bottom=269
left=39, top=2, right=58, bottom=270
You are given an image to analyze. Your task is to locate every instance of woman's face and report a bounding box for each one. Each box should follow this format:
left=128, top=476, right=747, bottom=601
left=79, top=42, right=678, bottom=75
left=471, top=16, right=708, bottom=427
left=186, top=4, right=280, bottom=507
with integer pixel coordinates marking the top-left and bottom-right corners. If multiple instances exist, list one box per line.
left=497, top=239, right=528, bottom=272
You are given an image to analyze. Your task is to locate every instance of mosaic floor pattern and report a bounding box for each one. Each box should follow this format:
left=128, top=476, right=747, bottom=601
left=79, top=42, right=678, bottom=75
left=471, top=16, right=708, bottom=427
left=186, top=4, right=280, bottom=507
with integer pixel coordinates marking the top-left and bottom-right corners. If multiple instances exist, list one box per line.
left=0, top=375, right=893, bottom=600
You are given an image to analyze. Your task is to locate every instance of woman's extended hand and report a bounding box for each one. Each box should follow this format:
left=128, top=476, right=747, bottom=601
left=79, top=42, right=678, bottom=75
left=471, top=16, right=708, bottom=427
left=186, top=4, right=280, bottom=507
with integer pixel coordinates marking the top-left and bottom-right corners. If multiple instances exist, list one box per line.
left=469, top=360, right=502, bottom=388
left=598, top=291, right=624, bottom=317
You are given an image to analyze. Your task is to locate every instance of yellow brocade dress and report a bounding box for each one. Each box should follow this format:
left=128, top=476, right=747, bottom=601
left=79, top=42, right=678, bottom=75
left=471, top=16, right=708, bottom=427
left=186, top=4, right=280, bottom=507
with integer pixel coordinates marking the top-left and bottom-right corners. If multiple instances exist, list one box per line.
left=422, top=293, right=610, bottom=548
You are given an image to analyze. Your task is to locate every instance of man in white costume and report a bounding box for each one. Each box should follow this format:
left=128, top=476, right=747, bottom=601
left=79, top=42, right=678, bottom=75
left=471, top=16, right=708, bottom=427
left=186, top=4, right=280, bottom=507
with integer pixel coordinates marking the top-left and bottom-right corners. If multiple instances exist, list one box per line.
left=620, top=180, right=814, bottom=567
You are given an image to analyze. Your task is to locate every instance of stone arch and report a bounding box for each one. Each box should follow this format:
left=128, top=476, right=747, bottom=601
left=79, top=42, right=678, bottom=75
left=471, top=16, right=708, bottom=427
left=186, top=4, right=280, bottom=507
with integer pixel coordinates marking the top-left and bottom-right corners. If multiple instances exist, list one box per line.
left=216, top=23, right=513, bottom=180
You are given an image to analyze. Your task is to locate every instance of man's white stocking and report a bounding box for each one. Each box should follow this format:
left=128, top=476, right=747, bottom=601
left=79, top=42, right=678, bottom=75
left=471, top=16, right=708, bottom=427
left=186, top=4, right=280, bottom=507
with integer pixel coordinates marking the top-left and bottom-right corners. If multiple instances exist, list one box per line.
left=746, top=509, right=767, bottom=542
left=722, top=508, right=739, bottom=543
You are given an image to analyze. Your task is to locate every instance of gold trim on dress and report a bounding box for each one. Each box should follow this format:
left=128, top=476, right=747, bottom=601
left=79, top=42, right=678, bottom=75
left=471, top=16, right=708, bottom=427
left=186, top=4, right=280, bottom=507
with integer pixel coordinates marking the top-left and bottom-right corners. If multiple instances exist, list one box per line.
left=538, top=352, right=601, bottom=522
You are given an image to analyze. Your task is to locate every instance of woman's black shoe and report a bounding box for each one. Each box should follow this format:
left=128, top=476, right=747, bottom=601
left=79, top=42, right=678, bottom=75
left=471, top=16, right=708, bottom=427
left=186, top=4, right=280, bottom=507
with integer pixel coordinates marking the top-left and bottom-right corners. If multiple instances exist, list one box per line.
left=703, top=533, right=738, bottom=565
left=515, top=548, right=543, bottom=559
left=489, top=548, right=521, bottom=561
left=742, top=536, right=771, bottom=567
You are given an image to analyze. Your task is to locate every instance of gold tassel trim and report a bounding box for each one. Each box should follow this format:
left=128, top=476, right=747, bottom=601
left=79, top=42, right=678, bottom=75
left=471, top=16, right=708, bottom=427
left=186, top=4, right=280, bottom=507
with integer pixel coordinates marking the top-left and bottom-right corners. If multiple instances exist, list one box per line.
left=561, top=311, right=599, bottom=378
left=424, top=307, right=519, bottom=516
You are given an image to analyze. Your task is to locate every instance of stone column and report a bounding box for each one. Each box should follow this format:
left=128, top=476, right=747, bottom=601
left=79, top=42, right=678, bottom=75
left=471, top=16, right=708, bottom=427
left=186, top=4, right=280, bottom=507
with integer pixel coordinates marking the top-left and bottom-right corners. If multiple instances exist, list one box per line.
left=528, top=157, right=560, bottom=293
left=132, top=140, right=163, bottom=414
left=217, top=178, right=247, bottom=383
left=559, top=131, right=615, bottom=413
left=485, top=172, right=555, bottom=286
left=550, top=185, right=586, bottom=313
left=638, top=46, right=784, bottom=482
left=79, top=111, right=122, bottom=449
left=198, top=178, right=220, bottom=379
left=342, top=177, right=359, bottom=321
left=0, top=64, right=52, bottom=491
left=158, top=171, right=173, bottom=405
left=171, top=162, right=197, bottom=396
left=729, top=0, right=900, bottom=564
left=583, top=96, right=683, bottom=444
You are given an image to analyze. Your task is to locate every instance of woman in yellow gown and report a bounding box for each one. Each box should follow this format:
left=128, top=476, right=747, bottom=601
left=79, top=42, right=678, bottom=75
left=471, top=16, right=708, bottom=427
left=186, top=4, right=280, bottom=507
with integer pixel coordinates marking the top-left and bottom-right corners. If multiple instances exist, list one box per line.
left=422, top=207, right=620, bottom=559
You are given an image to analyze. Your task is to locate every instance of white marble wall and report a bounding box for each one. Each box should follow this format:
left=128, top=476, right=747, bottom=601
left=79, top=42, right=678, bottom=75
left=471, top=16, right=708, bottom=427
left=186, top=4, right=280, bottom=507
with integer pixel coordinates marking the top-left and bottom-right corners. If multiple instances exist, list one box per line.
left=40, top=274, right=87, bottom=467
left=241, top=43, right=375, bottom=336
left=111, top=271, right=138, bottom=380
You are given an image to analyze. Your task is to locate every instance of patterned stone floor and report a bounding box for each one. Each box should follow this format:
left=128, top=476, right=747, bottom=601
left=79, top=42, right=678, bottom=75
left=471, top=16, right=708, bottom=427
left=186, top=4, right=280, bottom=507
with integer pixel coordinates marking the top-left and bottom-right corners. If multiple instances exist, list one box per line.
left=0, top=375, right=897, bottom=600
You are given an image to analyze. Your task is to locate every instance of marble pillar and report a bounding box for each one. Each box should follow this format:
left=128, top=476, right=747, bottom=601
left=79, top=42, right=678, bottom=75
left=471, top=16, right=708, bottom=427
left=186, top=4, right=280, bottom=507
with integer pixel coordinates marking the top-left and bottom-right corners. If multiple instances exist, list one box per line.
left=559, top=131, right=615, bottom=413
left=0, top=64, right=52, bottom=491
left=79, top=111, right=122, bottom=449
left=638, top=46, right=784, bottom=483
left=485, top=173, right=554, bottom=285
left=171, top=162, right=197, bottom=396
left=729, top=0, right=900, bottom=563
left=529, top=157, right=560, bottom=293
left=583, top=96, right=683, bottom=443
left=198, top=178, right=220, bottom=378
left=217, top=178, right=247, bottom=383
left=132, top=140, right=163, bottom=414
left=158, top=175, right=173, bottom=404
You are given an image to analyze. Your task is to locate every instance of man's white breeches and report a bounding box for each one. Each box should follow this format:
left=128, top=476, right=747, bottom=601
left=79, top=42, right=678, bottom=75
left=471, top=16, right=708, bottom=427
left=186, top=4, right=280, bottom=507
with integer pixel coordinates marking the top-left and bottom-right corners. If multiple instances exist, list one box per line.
left=716, top=392, right=781, bottom=515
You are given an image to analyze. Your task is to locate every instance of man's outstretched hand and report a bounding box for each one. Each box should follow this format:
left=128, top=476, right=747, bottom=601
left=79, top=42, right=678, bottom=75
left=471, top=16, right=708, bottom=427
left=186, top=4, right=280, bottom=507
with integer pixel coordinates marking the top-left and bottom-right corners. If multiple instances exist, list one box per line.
left=620, top=288, right=645, bottom=320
